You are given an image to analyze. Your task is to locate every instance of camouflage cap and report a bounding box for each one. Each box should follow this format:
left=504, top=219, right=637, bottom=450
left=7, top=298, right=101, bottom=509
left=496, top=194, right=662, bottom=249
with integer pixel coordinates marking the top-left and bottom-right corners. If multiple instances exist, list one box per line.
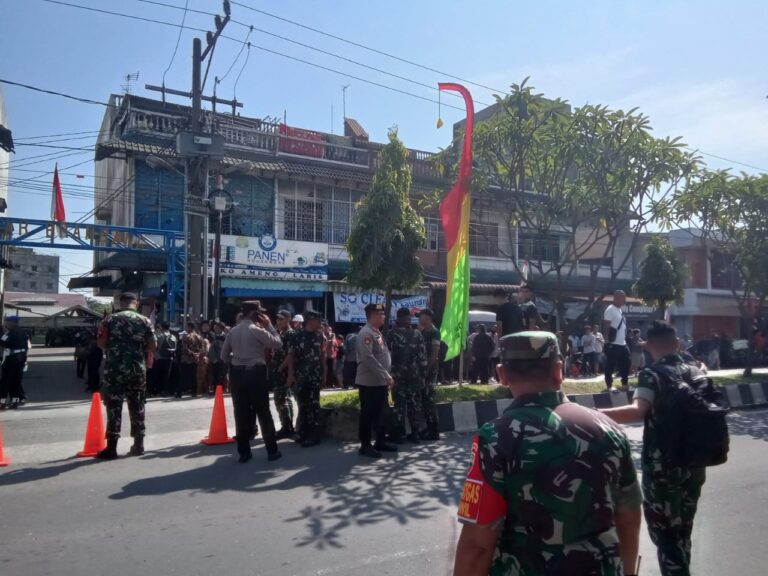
left=499, top=331, right=560, bottom=361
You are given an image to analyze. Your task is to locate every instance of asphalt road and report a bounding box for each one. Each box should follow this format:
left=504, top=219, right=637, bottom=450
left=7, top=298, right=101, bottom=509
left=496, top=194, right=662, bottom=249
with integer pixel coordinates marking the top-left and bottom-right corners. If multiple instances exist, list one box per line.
left=1, top=348, right=767, bottom=576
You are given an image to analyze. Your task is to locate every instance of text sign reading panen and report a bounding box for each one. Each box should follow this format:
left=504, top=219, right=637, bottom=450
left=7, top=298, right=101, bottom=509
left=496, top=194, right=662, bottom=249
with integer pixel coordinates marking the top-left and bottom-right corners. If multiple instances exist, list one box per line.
left=213, top=234, right=329, bottom=280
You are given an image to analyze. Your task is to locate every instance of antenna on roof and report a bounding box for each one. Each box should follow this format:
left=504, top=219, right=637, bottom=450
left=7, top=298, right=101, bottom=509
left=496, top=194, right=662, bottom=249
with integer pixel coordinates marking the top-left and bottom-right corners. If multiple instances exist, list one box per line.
left=122, top=72, right=140, bottom=95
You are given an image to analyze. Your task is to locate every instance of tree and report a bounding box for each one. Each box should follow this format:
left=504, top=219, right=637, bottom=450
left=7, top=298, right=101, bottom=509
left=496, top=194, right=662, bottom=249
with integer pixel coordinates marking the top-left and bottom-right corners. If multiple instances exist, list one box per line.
left=346, top=128, right=426, bottom=323
left=633, top=235, right=686, bottom=317
left=465, top=80, right=695, bottom=327
left=673, top=170, right=768, bottom=375
left=85, top=297, right=111, bottom=315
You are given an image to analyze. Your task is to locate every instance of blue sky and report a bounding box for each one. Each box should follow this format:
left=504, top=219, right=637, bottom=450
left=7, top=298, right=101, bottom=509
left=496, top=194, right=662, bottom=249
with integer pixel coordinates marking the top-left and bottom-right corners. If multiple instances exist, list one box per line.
left=2, top=0, right=768, bottom=289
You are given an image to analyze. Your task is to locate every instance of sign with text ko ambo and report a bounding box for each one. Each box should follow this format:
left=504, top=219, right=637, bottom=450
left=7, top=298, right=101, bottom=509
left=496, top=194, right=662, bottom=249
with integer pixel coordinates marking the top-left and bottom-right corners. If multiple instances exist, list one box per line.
left=333, top=292, right=428, bottom=324
left=214, top=234, right=328, bottom=280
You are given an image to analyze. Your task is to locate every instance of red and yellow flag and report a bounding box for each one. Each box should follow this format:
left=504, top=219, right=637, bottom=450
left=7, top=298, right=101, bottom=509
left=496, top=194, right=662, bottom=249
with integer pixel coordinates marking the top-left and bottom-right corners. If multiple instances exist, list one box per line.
left=438, top=83, right=474, bottom=360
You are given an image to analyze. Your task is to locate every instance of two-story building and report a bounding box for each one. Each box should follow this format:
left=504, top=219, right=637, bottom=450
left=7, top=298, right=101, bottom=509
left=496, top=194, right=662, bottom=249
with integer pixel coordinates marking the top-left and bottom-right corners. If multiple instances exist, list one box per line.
left=88, top=93, right=637, bottom=325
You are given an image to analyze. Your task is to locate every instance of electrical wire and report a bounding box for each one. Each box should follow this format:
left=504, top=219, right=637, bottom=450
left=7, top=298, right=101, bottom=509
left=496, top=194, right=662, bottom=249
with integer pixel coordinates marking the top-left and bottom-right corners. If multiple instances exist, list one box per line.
left=232, top=42, right=250, bottom=103
left=161, top=0, right=189, bottom=88
left=0, top=78, right=112, bottom=108
left=15, top=130, right=100, bottom=141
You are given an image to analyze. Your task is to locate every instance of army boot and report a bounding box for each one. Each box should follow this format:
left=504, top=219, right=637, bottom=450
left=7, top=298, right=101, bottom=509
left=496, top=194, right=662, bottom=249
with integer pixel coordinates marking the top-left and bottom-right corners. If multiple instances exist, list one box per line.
left=420, top=424, right=440, bottom=442
left=406, top=432, right=421, bottom=444
left=97, top=436, right=119, bottom=460
left=129, top=436, right=145, bottom=456
left=275, top=426, right=295, bottom=440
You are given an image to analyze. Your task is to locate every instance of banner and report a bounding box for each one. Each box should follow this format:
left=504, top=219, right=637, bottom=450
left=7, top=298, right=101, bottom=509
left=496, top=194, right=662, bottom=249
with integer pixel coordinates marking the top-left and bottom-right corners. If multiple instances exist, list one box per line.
left=333, top=293, right=428, bottom=324
left=212, top=233, right=328, bottom=280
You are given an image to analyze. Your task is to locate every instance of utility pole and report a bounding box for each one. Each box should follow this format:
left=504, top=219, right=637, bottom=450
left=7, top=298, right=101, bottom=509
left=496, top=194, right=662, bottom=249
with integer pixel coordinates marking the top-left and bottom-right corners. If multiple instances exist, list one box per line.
left=342, top=85, right=350, bottom=124
left=146, top=0, right=239, bottom=323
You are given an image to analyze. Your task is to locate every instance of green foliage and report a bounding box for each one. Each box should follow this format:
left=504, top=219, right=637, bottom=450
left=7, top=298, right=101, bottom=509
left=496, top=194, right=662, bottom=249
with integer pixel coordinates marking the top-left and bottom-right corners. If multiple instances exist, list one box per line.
left=468, top=79, right=696, bottom=322
left=85, top=297, right=111, bottom=315
left=633, top=236, right=686, bottom=314
left=318, top=384, right=510, bottom=411
left=346, top=128, right=426, bottom=297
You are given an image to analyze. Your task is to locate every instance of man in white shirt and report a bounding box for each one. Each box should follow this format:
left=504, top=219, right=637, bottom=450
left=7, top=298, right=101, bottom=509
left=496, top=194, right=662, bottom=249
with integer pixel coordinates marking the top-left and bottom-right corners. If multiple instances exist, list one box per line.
left=603, top=290, right=630, bottom=391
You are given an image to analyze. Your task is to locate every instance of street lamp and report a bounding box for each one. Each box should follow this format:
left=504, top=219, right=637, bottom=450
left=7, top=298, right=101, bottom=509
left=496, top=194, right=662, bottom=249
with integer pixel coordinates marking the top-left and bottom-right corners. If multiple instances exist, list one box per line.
left=207, top=185, right=234, bottom=322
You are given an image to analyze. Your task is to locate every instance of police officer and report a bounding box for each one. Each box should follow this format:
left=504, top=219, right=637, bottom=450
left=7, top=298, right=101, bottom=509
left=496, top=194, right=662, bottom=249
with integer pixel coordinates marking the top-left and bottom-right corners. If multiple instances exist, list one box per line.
left=454, top=332, right=643, bottom=576
left=96, top=293, right=156, bottom=460
left=602, top=320, right=706, bottom=576
left=386, top=307, right=426, bottom=443
left=221, top=300, right=282, bottom=463
left=271, top=310, right=296, bottom=439
left=417, top=309, right=441, bottom=440
left=0, top=315, right=29, bottom=409
left=356, top=303, right=397, bottom=458
left=286, top=310, right=326, bottom=447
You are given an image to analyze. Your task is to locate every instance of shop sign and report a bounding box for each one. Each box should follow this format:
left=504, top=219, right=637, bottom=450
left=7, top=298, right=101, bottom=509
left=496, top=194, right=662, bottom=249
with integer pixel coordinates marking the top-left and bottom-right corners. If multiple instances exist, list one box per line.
left=333, top=292, right=428, bottom=323
left=213, top=234, right=328, bottom=280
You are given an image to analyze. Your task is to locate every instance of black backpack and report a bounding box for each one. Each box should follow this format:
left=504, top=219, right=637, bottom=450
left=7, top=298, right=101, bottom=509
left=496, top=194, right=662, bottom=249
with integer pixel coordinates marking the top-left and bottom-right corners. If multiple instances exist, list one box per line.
left=651, top=363, right=730, bottom=468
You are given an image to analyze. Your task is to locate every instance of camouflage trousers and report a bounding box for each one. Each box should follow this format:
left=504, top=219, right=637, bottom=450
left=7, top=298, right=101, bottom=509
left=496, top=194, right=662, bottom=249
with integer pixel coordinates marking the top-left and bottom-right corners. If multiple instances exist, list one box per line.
left=103, top=374, right=147, bottom=439
left=420, top=366, right=439, bottom=428
left=273, top=374, right=294, bottom=431
left=295, top=377, right=321, bottom=440
left=642, top=465, right=706, bottom=576
left=392, top=379, right=420, bottom=435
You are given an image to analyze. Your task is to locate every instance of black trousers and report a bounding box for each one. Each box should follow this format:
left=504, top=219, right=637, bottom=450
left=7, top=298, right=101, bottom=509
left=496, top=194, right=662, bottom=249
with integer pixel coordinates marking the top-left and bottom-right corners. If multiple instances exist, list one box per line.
left=76, top=357, right=86, bottom=379
left=342, top=362, right=357, bottom=389
left=604, top=344, right=631, bottom=388
left=0, top=357, right=25, bottom=401
left=229, top=365, right=278, bottom=457
left=475, top=355, right=491, bottom=384
left=179, top=363, right=196, bottom=396
left=151, top=358, right=172, bottom=395
left=358, top=385, right=388, bottom=447
left=86, top=360, right=101, bottom=392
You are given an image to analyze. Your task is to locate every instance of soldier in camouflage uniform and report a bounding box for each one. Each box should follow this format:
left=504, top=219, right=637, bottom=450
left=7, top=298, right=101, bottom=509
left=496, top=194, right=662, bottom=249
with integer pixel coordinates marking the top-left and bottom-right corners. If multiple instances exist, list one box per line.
left=96, top=293, right=156, bottom=460
left=271, top=310, right=295, bottom=439
left=386, top=307, right=426, bottom=443
left=287, top=310, right=326, bottom=447
left=418, top=309, right=441, bottom=440
left=602, top=320, right=706, bottom=576
left=454, top=331, right=643, bottom=576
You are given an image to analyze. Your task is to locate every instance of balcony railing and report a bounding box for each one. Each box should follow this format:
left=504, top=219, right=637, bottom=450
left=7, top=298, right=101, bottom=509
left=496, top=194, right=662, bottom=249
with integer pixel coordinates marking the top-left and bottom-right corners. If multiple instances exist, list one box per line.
left=117, top=104, right=444, bottom=179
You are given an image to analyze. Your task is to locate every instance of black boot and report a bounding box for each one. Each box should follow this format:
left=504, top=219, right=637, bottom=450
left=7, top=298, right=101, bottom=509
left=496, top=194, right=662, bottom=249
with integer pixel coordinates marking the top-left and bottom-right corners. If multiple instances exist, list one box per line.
left=129, top=436, right=145, bottom=456
left=406, top=432, right=421, bottom=444
left=275, top=427, right=294, bottom=440
left=97, top=436, right=119, bottom=460
left=420, top=424, right=440, bottom=442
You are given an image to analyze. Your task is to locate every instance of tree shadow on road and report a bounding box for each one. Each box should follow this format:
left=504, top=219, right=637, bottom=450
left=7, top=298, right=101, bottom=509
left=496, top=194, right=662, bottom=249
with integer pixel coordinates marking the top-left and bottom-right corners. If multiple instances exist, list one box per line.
left=109, top=434, right=472, bottom=550
left=726, top=408, right=768, bottom=442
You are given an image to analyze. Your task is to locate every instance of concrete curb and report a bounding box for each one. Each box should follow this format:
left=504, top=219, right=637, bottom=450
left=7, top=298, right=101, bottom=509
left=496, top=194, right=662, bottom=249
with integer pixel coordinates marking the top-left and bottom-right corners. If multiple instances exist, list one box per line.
left=436, top=382, right=768, bottom=433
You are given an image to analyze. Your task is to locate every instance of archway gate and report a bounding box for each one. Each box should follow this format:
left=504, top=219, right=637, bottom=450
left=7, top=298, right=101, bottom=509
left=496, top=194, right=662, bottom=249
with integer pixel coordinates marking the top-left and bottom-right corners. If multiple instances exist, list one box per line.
left=0, top=217, right=185, bottom=321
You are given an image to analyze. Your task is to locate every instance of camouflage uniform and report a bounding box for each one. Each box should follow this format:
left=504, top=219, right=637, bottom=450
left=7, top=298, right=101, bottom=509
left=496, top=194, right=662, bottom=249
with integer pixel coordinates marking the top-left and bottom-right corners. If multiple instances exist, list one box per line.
left=289, top=329, right=325, bottom=440
left=419, top=325, right=441, bottom=430
left=635, top=354, right=707, bottom=576
left=457, top=332, right=642, bottom=576
left=386, top=325, right=426, bottom=437
left=101, top=309, right=155, bottom=439
left=271, top=328, right=295, bottom=432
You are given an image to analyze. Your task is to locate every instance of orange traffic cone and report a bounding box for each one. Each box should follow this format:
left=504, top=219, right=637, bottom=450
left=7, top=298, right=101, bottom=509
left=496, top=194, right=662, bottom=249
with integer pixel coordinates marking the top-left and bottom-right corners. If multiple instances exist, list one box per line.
left=77, top=392, right=107, bottom=457
left=201, top=385, right=235, bottom=445
left=0, top=422, right=9, bottom=467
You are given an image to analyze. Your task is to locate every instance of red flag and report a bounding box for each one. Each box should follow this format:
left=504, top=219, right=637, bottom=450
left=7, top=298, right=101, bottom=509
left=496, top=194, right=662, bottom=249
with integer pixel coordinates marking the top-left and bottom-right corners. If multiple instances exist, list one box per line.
left=51, top=164, right=66, bottom=238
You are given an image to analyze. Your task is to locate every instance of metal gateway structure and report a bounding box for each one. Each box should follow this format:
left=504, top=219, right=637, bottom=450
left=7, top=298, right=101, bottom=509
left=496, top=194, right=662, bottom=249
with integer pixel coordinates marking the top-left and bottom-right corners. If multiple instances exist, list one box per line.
left=0, top=217, right=185, bottom=321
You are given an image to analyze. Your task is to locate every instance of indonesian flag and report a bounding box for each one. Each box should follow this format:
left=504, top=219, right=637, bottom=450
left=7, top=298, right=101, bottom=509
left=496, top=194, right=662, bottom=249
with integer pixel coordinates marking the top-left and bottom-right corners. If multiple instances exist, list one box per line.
left=51, top=164, right=66, bottom=238
left=439, top=83, right=475, bottom=361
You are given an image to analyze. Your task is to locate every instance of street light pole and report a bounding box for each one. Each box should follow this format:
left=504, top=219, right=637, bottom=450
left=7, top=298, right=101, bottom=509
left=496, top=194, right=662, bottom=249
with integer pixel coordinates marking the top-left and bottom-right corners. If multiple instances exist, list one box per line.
left=208, top=184, right=233, bottom=322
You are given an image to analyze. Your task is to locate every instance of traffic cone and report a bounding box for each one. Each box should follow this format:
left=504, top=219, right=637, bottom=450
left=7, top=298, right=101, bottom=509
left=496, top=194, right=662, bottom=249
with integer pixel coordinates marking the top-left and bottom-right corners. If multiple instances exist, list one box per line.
left=201, top=385, right=235, bottom=445
left=77, top=392, right=107, bottom=457
left=0, top=422, right=9, bottom=467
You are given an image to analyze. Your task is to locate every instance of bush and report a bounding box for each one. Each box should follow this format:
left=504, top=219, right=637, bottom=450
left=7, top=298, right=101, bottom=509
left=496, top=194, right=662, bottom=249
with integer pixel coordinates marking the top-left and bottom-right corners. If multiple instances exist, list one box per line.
left=319, top=384, right=510, bottom=411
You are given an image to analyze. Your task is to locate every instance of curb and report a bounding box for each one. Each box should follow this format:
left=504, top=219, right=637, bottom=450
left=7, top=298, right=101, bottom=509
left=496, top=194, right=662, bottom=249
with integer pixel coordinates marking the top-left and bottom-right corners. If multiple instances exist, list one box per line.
left=436, top=382, right=768, bottom=434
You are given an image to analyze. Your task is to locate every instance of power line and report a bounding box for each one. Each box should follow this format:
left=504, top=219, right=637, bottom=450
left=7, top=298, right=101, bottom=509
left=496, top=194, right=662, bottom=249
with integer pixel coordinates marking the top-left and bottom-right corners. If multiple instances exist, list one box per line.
left=685, top=149, right=768, bottom=174
left=161, top=0, right=189, bottom=88
left=15, top=130, right=100, bottom=141
left=15, top=143, right=97, bottom=152
left=0, top=78, right=112, bottom=108
left=230, top=0, right=509, bottom=96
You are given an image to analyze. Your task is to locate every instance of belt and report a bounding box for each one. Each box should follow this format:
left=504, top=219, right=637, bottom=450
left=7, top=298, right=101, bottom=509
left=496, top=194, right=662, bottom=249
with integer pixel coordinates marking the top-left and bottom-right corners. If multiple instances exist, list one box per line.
left=230, top=363, right=265, bottom=370
left=10, top=349, right=26, bottom=354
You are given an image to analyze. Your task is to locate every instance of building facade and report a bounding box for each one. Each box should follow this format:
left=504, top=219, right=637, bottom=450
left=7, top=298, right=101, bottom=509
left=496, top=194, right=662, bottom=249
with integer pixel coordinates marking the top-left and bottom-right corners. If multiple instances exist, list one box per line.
left=6, top=247, right=60, bottom=294
left=91, top=93, right=637, bottom=325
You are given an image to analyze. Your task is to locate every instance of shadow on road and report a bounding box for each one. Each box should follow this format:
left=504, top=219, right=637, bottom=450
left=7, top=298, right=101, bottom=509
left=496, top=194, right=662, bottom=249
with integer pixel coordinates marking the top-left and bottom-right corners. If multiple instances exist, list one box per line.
left=109, top=435, right=471, bottom=549
left=0, top=457, right=100, bottom=486
left=727, top=408, right=768, bottom=442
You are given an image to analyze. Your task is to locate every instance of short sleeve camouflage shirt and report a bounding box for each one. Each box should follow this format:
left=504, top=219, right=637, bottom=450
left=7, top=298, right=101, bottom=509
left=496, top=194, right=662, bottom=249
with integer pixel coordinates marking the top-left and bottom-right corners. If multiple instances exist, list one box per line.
left=102, top=309, right=155, bottom=387
left=289, top=329, right=325, bottom=384
left=385, top=326, right=426, bottom=383
left=458, top=391, right=641, bottom=576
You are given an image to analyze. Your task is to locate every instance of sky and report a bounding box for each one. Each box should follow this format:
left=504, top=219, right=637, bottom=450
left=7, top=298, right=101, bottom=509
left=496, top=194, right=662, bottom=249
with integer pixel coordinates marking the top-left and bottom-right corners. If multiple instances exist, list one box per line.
left=1, top=0, right=767, bottom=292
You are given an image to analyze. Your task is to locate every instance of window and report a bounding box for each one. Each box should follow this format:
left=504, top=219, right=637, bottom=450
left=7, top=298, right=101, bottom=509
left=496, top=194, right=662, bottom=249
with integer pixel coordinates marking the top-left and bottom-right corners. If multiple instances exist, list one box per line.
left=284, top=198, right=323, bottom=242
left=47, top=282, right=54, bottom=290
left=48, top=266, right=55, bottom=273
left=423, top=217, right=441, bottom=251
left=31, top=265, right=38, bottom=272
left=11, top=281, right=19, bottom=288
left=29, top=281, right=37, bottom=289
left=282, top=184, right=358, bottom=244
left=518, top=231, right=562, bottom=263
left=469, top=221, right=499, bottom=257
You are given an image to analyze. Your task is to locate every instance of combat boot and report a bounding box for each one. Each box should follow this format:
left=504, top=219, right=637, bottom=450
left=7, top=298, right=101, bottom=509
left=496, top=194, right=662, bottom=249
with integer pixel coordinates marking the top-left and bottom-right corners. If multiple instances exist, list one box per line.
left=275, top=427, right=295, bottom=440
left=97, top=436, right=119, bottom=460
left=129, top=436, right=145, bottom=456
left=420, top=424, right=440, bottom=442
left=406, top=432, right=421, bottom=444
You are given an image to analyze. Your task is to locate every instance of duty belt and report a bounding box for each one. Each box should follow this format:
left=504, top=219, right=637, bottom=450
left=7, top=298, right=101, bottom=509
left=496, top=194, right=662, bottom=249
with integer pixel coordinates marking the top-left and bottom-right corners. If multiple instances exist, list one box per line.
left=10, top=349, right=26, bottom=354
